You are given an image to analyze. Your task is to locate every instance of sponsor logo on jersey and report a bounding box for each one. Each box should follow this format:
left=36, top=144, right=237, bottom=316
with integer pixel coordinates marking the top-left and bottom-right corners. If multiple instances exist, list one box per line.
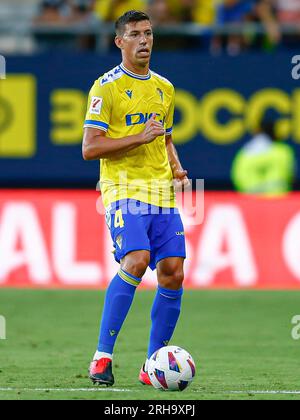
left=89, top=96, right=103, bottom=115
left=126, top=113, right=165, bottom=126
left=125, top=90, right=133, bottom=99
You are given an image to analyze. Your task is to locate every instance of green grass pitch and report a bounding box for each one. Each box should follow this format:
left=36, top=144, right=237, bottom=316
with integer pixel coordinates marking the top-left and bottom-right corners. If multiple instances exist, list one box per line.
left=0, top=289, right=300, bottom=400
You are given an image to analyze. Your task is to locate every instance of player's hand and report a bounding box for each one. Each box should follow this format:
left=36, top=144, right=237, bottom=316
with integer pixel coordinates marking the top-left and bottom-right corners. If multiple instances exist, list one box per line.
left=172, top=168, right=191, bottom=192
left=140, top=114, right=165, bottom=144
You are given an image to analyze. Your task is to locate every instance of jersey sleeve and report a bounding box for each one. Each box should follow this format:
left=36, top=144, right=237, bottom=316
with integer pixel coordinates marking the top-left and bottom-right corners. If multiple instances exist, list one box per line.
left=84, top=80, right=112, bottom=132
left=165, top=86, right=175, bottom=136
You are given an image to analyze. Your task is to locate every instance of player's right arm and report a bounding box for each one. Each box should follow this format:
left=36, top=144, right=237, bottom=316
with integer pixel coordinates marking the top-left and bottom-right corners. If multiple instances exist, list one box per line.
left=82, top=116, right=164, bottom=160
left=82, top=80, right=164, bottom=160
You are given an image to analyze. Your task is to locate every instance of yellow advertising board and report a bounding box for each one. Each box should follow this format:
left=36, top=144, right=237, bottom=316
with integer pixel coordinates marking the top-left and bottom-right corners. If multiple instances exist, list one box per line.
left=0, top=75, right=36, bottom=158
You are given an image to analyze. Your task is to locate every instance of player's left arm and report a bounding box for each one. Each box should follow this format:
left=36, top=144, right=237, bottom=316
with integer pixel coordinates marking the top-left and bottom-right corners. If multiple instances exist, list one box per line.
left=165, top=85, right=190, bottom=189
left=166, top=134, right=190, bottom=190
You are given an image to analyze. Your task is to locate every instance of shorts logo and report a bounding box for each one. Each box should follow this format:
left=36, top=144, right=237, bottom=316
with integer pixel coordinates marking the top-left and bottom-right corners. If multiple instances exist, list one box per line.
left=116, top=234, right=123, bottom=249
left=89, top=96, right=103, bottom=115
left=176, top=231, right=185, bottom=236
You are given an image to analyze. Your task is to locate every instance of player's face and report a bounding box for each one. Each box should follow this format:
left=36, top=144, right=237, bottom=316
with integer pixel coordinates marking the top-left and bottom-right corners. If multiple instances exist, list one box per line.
left=116, top=20, right=153, bottom=68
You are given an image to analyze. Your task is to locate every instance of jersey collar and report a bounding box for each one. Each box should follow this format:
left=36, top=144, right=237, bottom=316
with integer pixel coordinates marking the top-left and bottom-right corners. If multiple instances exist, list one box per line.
left=119, top=63, right=151, bottom=80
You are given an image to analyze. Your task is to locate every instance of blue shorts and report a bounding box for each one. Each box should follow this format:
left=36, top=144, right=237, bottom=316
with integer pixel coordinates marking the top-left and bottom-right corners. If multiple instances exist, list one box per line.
left=105, top=199, right=186, bottom=270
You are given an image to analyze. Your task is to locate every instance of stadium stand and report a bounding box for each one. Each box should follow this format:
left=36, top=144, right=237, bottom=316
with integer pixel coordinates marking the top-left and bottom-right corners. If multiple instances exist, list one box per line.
left=1, top=0, right=300, bottom=53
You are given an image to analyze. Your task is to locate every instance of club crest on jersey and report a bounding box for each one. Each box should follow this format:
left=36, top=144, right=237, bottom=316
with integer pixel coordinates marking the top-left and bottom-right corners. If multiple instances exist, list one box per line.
left=89, top=96, right=103, bottom=115
left=125, top=90, right=133, bottom=99
left=157, top=88, right=163, bottom=102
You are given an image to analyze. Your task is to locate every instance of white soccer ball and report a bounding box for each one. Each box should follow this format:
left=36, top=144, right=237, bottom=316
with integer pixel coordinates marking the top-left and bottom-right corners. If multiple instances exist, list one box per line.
left=148, top=345, right=196, bottom=391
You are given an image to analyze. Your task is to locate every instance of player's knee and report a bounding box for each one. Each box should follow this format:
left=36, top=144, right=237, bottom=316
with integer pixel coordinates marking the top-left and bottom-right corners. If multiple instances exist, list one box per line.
left=158, top=271, right=184, bottom=290
left=121, top=251, right=150, bottom=279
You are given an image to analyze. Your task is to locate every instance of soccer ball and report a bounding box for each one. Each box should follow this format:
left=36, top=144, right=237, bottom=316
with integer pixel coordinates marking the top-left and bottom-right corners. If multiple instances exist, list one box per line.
left=148, top=345, right=196, bottom=391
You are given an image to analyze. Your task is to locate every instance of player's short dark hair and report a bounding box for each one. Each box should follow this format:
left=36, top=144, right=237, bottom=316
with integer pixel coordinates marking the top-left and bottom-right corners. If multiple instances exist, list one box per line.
left=115, top=10, right=151, bottom=36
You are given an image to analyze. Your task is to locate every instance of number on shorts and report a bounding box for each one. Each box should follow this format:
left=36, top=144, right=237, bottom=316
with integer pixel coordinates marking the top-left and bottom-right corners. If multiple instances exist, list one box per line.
left=114, top=209, right=124, bottom=228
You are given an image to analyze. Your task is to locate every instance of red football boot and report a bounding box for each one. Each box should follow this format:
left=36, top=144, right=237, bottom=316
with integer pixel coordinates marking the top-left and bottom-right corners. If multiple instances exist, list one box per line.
left=89, top=358, right=114, bottom=386
left=139, top=364, right=152, bottom=386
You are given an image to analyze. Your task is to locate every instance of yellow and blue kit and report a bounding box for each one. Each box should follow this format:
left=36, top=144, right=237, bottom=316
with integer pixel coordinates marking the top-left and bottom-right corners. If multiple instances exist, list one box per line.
left=84, top=64, right=186, bottom=269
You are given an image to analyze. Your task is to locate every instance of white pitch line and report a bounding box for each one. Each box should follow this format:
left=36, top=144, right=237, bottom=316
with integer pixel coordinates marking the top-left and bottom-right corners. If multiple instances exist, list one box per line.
left=190, top=389, right=300, bottom=396
left=1, top=388, right=300, bottom=396
left=227, top=391, right=300, bottom=395
left=0, top=387, right=132, bottom=393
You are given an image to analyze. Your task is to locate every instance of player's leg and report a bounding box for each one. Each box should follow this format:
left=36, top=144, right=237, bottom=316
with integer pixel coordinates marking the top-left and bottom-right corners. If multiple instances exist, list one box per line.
left=90, top=200, right=152, bottom=385
left=139, top=256, right=184, bottom=385
left=139, top=209, right=186, bottom=384
left=148, top=257, right=184, bottom=358
left=97, top=249, right=150, bottom=355
left=90, top=250, right=149, bottom=385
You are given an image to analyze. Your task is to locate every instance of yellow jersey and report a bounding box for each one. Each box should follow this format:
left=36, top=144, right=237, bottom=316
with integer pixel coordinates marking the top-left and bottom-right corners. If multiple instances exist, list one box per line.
left=84, top=63, right=176, bottom=209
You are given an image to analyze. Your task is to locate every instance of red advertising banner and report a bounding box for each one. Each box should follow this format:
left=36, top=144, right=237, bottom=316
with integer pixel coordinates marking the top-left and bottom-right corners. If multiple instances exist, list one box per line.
left=0, top=190, right=300, bottom=289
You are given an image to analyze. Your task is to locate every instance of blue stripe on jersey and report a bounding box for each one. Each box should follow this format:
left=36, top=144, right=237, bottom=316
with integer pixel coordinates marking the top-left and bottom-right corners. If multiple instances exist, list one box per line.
left=119, top=64, right=151, bottom=80
left=85, top=120, right=109, bottom=130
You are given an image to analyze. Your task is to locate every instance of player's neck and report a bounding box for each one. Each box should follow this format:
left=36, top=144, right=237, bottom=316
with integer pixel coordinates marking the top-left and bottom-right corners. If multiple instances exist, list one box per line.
left=121, top=60, right=150, bottom=76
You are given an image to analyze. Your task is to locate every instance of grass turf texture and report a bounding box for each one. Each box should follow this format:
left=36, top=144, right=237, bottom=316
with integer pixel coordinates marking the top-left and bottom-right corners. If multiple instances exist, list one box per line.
left=0, top=289, right=299, bottom=400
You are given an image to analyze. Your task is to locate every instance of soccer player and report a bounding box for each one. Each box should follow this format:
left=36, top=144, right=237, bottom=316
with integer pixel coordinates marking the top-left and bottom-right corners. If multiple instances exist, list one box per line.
left=82, top=10, right=189, bottom=386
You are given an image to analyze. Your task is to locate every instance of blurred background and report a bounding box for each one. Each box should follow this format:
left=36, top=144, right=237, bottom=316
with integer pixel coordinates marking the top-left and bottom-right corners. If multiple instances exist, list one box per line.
left=1, top=0, right=300, bottom=289
left=1, top=0, right=300, bottom=189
